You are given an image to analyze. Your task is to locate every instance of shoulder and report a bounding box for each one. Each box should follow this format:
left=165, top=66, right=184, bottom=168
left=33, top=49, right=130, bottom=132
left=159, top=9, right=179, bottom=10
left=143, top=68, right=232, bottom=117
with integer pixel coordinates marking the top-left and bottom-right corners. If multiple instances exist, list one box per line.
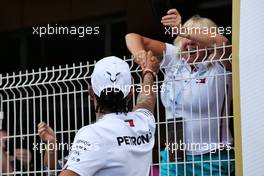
left=76, top=125, right=93, bottom=135
left=161, top=43, right=180, bottom=68
left=74, top=125, right=99, bottom=142
left=131, top=108, right=154, bottom=117
left=164, top=43, right=178, bottom=56
left=129, top=109, right=155, bottom=128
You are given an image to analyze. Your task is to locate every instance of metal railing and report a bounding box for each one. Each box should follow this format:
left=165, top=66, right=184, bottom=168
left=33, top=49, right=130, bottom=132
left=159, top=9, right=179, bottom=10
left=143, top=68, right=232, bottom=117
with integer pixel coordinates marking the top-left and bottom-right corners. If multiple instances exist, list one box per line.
left=0, top=45, right=234, bottom=176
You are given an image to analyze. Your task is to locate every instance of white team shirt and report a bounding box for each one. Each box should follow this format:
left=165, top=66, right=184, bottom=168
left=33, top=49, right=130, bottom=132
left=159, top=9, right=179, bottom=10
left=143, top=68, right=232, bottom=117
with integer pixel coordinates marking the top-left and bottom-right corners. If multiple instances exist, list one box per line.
left=63, top=109, right=155, bottom=176
left=160, top=43, right=233, bottom=155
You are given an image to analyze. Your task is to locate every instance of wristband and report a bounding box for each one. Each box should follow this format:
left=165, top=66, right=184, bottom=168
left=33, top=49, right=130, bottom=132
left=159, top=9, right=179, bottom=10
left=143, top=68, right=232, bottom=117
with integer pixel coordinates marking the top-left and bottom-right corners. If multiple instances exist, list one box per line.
left=142, top=69, right=156, bottom=80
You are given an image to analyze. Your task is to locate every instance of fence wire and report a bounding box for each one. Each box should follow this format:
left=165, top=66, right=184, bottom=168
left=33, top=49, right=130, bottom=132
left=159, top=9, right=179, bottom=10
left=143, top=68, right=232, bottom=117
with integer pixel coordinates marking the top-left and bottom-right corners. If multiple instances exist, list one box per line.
left=0, top=45, right=234, bottom=176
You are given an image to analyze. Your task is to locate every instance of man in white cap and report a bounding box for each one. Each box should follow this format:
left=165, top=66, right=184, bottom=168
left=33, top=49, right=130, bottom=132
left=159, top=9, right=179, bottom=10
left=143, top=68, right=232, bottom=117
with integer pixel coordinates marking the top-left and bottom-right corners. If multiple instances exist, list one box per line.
left=60, top=51, right=160, bottom=176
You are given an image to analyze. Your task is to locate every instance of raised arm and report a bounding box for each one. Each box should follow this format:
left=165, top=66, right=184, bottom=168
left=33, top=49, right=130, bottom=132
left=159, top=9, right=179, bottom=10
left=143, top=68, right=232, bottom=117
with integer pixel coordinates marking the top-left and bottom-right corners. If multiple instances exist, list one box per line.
left=181, top=28, right=231, bottom=70
left=125, top=33, right=165, bottom=68
left=161, top=8, right=231, bottom=70
left=133, top=51, right=160, bottom=114
left=161, top=9, right=229, bottom=47
left=37, top=122, right=57, bottom=170
left=125, top=33, right=165, bottom=56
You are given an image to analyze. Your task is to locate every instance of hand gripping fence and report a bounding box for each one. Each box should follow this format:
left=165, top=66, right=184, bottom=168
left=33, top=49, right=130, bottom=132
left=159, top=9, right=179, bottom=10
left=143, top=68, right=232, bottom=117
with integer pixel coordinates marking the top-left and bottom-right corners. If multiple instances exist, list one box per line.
left=0, top=44, right=234, bottom=176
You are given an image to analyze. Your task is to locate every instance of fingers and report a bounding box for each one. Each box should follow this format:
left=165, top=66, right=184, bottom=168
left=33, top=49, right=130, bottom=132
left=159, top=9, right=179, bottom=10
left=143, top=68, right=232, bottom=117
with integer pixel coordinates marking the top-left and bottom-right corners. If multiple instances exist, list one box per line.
left=37, top=122, right=46, bottom=129
left=161, top=19, right=178, bottom=24
left=161, top=15, right=181, bottom=28
left=38, top=128, right=47, bottom=136
left=46, top=126, right=55, bottom=136
left=145, top=51, right=160, bottom=73
left=161, top=14, right=177, bottom=21
left=161, top=17, right=178, bottom=26
left=161, top=9, right=181, bottom=28
left=167, top=8, right=179, bottom=15
left=38, top=123, right=48, bottom=139
left=141, top=61, right=146, bottom=69
left=133, top=50, right=147, bottom=69
left=146, top=51, right=153, bottom=60
left=147, top=51, right=158, bottom=62
left=161, top=21, right=178, bottom=27
left=37, top=122, right=56, bottom=142
left=146, top=51, right=161, bottom=63
left=38, top=123, right=47, bottom=133
left=38, top=122, right=53, bottom=134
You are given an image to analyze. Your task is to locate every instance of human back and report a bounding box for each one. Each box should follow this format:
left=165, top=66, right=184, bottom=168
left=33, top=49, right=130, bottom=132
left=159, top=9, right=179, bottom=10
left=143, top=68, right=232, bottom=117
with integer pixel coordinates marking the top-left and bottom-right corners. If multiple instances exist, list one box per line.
left=72, top=109, right=155, bottom=176
left=60, top=53, right=160, bottom=176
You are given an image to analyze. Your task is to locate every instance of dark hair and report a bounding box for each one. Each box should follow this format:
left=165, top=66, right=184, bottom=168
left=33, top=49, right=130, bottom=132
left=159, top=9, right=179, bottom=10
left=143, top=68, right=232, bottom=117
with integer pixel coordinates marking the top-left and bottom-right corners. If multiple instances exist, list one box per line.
left=95, top=88, right=129, bottom=114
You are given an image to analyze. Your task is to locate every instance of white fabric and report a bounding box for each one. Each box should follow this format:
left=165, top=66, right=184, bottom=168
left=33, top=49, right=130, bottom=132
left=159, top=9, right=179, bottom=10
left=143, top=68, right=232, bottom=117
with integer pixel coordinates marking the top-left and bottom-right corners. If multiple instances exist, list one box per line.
left=160, top=43, right=233, bottom=155
left=91, top=56, right=132, bottom=97
left=63, top=109, right=155, bottom=176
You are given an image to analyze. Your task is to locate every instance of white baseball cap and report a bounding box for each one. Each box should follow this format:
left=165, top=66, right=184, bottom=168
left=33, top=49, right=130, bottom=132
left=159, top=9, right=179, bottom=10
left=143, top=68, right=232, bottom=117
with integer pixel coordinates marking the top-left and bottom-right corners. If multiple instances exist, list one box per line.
left=91, top=56, right=132, bottom=98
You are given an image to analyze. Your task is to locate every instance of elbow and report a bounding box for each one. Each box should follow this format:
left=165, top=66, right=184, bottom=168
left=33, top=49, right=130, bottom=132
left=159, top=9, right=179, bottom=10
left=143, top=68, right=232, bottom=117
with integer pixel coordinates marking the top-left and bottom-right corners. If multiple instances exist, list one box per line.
left=125, top=33, right=137, bottom=39
left=125, top=33, right=140, bottom=42
left=125, top=33, right=133, bottom=46
left=125, top=33, right=143, bottom=51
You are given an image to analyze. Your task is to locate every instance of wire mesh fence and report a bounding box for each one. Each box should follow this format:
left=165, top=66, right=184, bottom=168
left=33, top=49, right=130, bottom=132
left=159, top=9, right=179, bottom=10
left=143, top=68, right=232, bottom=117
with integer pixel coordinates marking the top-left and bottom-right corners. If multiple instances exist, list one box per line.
left=0, top=45, right=234, bottom=176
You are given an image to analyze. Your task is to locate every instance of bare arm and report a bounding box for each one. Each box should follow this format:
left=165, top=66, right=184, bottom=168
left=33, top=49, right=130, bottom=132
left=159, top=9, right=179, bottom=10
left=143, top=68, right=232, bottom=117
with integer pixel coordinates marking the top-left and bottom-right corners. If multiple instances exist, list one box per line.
left=161, top=8, right=231, bottom=70
left=161, top=9, right=229, bottom=47
left=37, top=122, right=57, bottom=170
left=182, top=30, right=232, bottom=70
left=125, top=33, right=165, bottom=69
left=125, top=33, right=165, bottom=57
left=181, top=31, right=232, bottom=70
left=2, top=148, right=14, bottom=174
left=43, top=144, right=57, bottom=170
left=133, top=51, right=160, bottom=114
left=133, top=73, right=156, bottom=113
left=59, top=169, right=79, bottom=176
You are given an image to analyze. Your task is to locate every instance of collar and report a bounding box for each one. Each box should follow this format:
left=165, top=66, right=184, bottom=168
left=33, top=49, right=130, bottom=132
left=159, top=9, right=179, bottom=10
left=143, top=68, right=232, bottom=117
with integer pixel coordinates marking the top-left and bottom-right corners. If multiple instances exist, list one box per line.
left=98, top=112, right=127, bottom=121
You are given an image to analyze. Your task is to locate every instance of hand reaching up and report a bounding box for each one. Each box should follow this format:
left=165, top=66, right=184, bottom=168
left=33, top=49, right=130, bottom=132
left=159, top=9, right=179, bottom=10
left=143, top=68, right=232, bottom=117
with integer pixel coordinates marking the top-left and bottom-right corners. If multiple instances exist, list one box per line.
left=161, top=9, right=182, bottom=28
left=38, top=122, right=56, bottom=143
